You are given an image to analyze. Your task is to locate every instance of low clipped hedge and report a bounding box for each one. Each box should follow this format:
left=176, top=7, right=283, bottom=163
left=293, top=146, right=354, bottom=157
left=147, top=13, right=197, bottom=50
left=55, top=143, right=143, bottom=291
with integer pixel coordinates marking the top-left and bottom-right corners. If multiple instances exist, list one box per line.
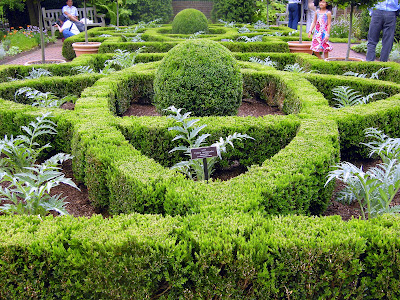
left=1, top=214, right=400, bottom=298
left=0, top=74, right=102, bottom=101
left=1, top=23, right=400, bottom=299
left=61, top=24, right=296, bottom=61
left=55, top=61, right=339, bottom=216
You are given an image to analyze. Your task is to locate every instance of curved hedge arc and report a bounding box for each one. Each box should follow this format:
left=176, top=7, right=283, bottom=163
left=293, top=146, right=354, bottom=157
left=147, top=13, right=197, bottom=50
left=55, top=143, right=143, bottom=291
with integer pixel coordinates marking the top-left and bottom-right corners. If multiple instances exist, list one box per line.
left=62, top=22, right=359, bottom=61
left=3, top=56, right=400, bottom=216
left=1, top=54, right=400, bottom=217
left=1, top=48, right=400, bottom=298
left=61, top=24, right=296, bottom=60
left=58, top=60, right=336, bottom=216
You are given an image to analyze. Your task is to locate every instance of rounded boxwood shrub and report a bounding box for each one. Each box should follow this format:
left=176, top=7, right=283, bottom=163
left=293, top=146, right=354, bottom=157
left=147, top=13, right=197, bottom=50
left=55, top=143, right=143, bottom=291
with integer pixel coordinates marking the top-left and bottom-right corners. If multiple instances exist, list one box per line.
left=153, top=39, right=243, bottom=117
left=171, top=8, right=209, bottom=34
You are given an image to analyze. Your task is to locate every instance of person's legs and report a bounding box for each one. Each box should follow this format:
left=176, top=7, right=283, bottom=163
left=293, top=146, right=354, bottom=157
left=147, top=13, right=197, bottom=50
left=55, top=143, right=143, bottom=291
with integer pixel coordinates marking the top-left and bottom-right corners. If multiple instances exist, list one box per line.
left=288, top=3, right=294, bottom=29
left=62, top=30, right=75, bottom=39
left=380, top=11, right=397, bottom=62
left=293, top=3, right=300, bottom=29
left=288, top=3, right=299, bottom=29
left=313, top=51, right=322, bottom=59
left=366, top=10, right=384, bottom=61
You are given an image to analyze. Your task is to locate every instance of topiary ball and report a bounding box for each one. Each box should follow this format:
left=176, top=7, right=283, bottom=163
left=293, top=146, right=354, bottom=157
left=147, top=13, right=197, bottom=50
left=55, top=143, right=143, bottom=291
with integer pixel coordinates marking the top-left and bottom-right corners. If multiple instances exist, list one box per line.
left=153, top=39, right=243, bottom=117
left=171, top=8, right=209, bottom=34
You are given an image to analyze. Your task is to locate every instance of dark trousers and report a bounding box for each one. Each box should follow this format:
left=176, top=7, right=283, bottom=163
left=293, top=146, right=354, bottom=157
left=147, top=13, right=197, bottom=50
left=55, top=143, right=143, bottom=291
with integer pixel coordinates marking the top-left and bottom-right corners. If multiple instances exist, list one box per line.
left=366, top=9, right=397, bottom=62
left=288, top=3, right=301, bottom=30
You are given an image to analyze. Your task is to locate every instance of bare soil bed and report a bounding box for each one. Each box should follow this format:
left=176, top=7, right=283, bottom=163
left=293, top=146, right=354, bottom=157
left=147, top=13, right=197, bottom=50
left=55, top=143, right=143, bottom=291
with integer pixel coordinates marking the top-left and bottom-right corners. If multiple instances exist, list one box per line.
left=122, top=98, right=284, bottom=117
left=1, top=100, right=398, bottom=220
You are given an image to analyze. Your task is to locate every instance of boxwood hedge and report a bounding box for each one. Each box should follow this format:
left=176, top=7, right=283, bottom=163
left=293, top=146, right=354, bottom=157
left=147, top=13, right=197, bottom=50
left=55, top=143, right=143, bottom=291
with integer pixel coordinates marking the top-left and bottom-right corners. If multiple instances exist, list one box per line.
left=1, top=23, right=400, bottom=298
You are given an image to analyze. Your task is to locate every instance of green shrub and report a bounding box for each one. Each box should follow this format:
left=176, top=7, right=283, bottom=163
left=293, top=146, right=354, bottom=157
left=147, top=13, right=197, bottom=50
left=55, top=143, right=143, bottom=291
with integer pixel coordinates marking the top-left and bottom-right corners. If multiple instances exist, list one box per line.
left=153, top=39, right=243, bottom=117
left=171, top=8, right=209, bottom=34
left=211, top=0, right=258, bottom=23
left=3, top=214, right=400, bottom=298
left=127, top=0, right=172, bottom=24
left=359, top=9, right=371, bottom=40
left=330, top=13, right=363, bottom=39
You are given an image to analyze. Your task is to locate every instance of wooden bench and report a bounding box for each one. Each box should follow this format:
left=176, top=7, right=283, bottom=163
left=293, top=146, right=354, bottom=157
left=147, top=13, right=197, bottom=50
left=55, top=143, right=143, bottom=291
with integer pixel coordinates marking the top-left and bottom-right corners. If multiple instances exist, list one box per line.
left=42, top=6, right=105, bottom=38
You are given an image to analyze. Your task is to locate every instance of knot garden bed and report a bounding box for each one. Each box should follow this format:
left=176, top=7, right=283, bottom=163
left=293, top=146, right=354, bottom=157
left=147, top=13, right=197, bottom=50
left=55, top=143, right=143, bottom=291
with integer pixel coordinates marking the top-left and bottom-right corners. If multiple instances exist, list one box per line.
left=1, top=24, right=400, bottom=298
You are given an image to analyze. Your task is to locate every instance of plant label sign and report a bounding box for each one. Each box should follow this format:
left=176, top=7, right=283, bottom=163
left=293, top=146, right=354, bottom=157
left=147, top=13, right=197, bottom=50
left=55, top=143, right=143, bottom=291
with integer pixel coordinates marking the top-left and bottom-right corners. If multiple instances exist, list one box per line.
left=190, top=146, right=218, bottom=160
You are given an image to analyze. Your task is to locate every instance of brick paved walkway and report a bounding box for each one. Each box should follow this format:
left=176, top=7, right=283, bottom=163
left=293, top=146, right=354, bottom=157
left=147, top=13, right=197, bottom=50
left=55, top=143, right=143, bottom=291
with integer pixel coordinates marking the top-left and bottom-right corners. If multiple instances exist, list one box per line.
left=2, top=39, right=65, bottom=65
left=0, top=40, right=366, bottom=66
left=329, top=42, right=367, bottom=60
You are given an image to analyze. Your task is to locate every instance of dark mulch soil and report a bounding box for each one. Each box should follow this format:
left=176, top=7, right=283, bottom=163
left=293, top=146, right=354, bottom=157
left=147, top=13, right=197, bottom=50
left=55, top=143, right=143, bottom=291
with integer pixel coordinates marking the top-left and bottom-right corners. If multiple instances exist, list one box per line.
left=123, top=98, right=284, bottom=117
left=60, top=102, right=75, bottom=110
left=2, top=100, right=398, bottom=221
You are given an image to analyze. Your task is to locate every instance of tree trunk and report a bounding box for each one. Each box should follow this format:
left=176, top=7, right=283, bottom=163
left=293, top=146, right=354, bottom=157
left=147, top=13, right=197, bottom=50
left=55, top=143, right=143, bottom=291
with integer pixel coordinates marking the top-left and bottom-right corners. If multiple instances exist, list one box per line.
left=37, top=1, right=45, bottom=63
left=346, top=4, right=354, bottom=61
left=84, top=0, right=88, bottom=44
left=116, top=0, right=119, bottom=27
left=299, top=2, right=304, bottom=43
left=26, top=0, right=39, bottom=27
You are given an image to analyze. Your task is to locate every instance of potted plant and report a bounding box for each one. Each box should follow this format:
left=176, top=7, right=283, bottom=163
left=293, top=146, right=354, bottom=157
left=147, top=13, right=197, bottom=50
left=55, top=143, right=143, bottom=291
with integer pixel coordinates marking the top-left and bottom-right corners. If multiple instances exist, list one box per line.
left=287, top=1, right=313, bottom=54
left=72, top=0, right=101, bottom=57
left=325, top=0, right=380, bottom=61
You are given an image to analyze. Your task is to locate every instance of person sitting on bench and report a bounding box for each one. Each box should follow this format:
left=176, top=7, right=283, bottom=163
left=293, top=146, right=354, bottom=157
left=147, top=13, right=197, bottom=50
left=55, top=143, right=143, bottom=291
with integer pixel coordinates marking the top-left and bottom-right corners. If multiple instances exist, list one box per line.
left=62, top=0, right=79, bottom=22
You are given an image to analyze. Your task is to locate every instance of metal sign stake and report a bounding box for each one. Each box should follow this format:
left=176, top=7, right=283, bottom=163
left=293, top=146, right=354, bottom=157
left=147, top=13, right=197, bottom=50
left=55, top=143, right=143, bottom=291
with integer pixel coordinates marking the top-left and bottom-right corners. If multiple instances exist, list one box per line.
left=190, top=146, right=218, bottom=183
left=203, top=158, right=209, bottom=182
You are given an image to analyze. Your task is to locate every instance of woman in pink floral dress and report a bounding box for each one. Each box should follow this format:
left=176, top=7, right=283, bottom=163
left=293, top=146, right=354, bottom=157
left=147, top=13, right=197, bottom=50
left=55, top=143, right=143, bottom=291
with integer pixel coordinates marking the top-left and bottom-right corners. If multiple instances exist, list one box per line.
left=308, top=0, right=333, bottom=59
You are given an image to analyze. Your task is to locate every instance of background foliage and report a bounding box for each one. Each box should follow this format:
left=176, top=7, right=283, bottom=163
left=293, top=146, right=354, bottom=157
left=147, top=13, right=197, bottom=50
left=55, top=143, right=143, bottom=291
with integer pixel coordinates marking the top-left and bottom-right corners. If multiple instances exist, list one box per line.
left=211, top=0, right=258, bottom=23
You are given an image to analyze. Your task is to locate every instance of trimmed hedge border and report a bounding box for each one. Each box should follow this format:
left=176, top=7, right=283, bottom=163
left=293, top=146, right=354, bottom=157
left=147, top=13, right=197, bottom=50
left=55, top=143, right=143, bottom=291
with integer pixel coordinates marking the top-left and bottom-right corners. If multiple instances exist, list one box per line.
left=1, top=214, right=400, bottom=298
left=61, top=24, right=317, bottom=60
left=1, top=22, right=400, bottom=298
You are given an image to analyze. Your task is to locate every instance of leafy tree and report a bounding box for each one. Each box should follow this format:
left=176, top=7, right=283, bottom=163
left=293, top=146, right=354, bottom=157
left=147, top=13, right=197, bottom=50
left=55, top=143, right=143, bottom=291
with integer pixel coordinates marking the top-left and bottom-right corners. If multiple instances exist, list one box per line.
left=90, top=0, right=171, bottom=25
left=211, top=0, right=258, bottom=23
left=128, top=0, right=172, bottom=23
left=0, top=0, right=25, bottom=11
left=1, top=0, right=40, bottom=26
left=91, top=0, right=136, bottom=25
left=330, top=0, right=380, bottom=60
left=2, top=0, right=84, bottom=26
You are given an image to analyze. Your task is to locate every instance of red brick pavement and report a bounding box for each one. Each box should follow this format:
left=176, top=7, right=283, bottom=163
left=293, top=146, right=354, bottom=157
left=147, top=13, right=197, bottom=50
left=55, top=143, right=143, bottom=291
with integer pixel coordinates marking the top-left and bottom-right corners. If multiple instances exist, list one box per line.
left=0, top=40, right=366, bottom=66
left=2, top=39, right=65, bottom=65
left=329, top=42, right=367, bottom=60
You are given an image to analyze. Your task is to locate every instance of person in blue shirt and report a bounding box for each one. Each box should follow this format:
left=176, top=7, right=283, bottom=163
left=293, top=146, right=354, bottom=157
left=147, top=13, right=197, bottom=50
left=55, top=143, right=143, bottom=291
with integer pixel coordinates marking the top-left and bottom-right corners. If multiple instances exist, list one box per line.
left=62, top=0, right=79, bottom=22
left=366, top=0, right=400, bottom=62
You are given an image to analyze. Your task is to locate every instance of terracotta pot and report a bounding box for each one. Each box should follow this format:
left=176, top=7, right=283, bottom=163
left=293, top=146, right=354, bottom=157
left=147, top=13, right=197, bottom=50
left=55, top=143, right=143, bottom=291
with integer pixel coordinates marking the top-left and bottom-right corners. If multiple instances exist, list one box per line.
left=287, top=41, right=313, bottom=54
left=24, top=59, right=66, bottom=66
left=324, top=57, right=364, bottom=62
left=72, top=42, right=101, bottom=57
